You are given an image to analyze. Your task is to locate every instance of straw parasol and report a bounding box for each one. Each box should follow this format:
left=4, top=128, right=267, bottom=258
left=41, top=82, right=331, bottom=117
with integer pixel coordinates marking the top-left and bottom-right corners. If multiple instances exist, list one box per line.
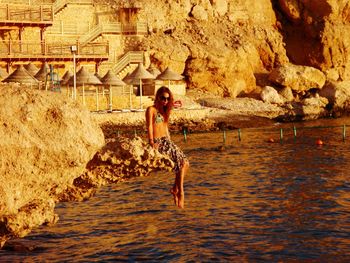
left=67, top=66, right=102, bottom=86
left=95, top=72, right=103, bottom=81
left=156, top=67, right=184, bottom=89
left=101, top=70, right=126, bottom=86
left=127, top=63, right=155, bottom=109
left=0, top=68, right=9, bottom=80
left=2, top=65, right=39, bottom=84
left=101, top=70, right=127, bottom=111
left=60, top=70, right=73, bottom=85
left=24, top=63, right=39, bottom=76
left=66, top=66, right=102, bottom=104
left=147, top=65, right=161, bottom=78
left=34, top=62, right=50, bottom=82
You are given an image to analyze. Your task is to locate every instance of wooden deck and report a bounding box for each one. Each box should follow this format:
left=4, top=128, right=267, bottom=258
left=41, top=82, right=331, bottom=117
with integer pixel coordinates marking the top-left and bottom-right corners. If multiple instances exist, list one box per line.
left=0, top=4, right=53, bottom=26
left=0, top=40, right=109, bottom=62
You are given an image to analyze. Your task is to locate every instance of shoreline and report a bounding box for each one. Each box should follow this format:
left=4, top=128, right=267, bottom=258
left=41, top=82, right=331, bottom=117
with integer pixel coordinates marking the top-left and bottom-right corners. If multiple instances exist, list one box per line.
left=91, top=106, right=279, bottom=139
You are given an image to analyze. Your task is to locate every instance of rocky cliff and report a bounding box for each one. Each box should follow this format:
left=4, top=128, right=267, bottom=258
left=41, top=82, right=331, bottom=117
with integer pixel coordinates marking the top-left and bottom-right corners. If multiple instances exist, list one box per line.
left=0, top=86, right=173, bottom=248
left=0, top=85, right=104, bottom=247
left=101, top=0, right=350, bottom=98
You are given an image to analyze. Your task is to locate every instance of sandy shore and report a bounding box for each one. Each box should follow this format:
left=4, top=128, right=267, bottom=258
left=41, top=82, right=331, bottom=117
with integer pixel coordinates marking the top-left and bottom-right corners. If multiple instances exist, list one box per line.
left=91, top=105, right=278, bottom=140
left=91, top=91, right=281, bottom=135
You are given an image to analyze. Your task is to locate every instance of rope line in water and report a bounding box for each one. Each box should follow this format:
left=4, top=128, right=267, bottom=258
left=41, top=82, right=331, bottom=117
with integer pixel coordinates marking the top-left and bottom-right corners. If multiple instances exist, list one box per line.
left=112, top=123, right=348, bottom=144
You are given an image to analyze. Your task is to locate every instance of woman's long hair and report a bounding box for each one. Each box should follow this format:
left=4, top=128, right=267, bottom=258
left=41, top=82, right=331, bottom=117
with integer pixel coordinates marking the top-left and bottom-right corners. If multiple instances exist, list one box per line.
left=154, top=86, right=174, bottom=122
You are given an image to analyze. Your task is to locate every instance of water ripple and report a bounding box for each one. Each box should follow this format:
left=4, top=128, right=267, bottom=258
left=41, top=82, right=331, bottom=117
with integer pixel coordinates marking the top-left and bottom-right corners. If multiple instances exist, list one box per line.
left=3, top=120, right=350, bottom=261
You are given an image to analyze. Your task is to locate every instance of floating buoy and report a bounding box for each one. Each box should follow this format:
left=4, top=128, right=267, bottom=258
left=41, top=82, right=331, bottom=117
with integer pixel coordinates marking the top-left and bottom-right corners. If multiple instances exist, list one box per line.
left=268, top=138, right=275, bottom=143
left=316, top=139, right=323, bottom=145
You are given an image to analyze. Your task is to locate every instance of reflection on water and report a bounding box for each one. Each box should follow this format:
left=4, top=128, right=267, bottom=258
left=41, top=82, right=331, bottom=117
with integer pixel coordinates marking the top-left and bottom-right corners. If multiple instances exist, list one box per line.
left=1, top=118, right=350, bottom=262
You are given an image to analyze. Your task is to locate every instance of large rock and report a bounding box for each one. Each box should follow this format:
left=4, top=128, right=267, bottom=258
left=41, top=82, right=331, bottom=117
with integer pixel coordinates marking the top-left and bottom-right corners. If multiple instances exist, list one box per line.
left=319, top=81, right=350, bottom=110
left=200, top=97, right=286, bottom=119
left=139, top=0, right=288, bottom=97
left=261, top=86, right=284, bottom=104
left=276, top=1, right=350, bottom=80
left=0, top=85, right=104, bottom=247
left=185, top=47, right=257, bottom=97
left=60, top=136, right=174, bottom=201
left=191, top=5, right=209, bottom=21
left=211, top=0, right=228, bottom=17
left=269, top=64, right=326, bottom=92
left=279, top=86, right=294, bottom=102
left=301, top=95, right=329, bottom=119
left=0, top=85, right=177, bottom=247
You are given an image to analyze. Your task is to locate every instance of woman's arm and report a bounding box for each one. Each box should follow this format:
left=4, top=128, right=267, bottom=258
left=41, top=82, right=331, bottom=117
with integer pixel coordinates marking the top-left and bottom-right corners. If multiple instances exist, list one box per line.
left=165, top=122, right=170, bottom=139
left=145, top=107, right=155, bottom=147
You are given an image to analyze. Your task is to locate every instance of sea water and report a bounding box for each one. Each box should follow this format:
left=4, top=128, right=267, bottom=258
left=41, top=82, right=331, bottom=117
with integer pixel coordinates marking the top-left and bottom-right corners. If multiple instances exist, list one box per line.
left=1, top=118, right=350, bottom=262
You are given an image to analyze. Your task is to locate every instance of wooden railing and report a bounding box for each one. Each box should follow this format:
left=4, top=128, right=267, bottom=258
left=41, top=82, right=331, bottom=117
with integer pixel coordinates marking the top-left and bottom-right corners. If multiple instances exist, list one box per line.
left=0, top=40, right=109, bottom=57
left=0, top=4, right=53, bottom=23
left=79, top=23, right=121, bottom=43
left=53, top=0, right=93, bottom=14
left=113, top=51, right=143, bottom=74
left=0, top=0, right=54, bottom=4
left=46, top=19, right=92, bottom=35
left=79, top=22, right=148, bottom=44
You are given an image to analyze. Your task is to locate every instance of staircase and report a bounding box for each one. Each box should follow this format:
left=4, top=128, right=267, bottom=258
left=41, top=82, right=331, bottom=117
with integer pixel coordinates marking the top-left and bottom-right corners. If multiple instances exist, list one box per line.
left=79, top=23, right=122, bottom=44
left=79, top=22, right=147, bottom=45
left=53, top=0, right=93, bottom=14
left=113, top=51, right=144, bottom=77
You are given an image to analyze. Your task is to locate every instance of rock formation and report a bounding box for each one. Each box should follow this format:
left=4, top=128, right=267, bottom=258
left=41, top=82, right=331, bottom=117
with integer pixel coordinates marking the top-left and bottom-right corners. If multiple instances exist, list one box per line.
left=0, top=85, right=173, bottom=248
left=98, top=0, right=350, bottom=107
left=60, top=136, right=174, bottom=202
left=0, top=85, right=104, bottom=247
left=4, top=0, right=350, bottom=249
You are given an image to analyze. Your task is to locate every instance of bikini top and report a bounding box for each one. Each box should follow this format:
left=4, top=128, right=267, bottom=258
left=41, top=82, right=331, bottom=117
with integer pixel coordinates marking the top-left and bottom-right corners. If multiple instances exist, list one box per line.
left=155, top=111, right=164, bottom=124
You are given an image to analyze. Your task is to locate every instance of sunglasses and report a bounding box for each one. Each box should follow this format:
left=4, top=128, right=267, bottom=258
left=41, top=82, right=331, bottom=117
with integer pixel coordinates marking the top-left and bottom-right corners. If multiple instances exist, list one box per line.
left=160, top=96, right=170, bottom=101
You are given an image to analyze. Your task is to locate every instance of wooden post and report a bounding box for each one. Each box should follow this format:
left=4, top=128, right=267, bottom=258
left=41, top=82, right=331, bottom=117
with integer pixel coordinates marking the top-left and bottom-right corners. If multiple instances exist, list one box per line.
left=129, top=85, right=132, bottom=110
left=109, top=86, right=112, bottom=111
left=280, top=128, right=283, bottom=143
left=82, top=84, right=85, bottom=105
left=183, top=128, right=187, bottom=142
left=96, top=86, right=99, bottom=111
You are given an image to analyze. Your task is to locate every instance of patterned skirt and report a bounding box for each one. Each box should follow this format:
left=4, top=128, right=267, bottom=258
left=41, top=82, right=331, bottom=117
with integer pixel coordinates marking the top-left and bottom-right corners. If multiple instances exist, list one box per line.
left=154, top=137, right=188, bottom=174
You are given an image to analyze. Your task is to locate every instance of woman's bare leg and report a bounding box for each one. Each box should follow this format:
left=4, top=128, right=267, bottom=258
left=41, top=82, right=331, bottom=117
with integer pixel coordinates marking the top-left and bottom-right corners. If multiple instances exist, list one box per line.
left=176, top=161, right=189, bottom=209
left=170, top=179, right=179, bottom=206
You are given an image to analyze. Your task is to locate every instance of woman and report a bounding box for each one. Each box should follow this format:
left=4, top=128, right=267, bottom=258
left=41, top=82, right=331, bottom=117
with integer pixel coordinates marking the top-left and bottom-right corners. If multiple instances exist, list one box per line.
left=146, top=86, right=189, bottom=209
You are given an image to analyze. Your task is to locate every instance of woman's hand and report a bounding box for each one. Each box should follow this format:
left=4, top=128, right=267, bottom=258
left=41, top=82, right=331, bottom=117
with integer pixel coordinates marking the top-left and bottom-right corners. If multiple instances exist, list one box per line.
left=150, top=141, right=159, bottom=149
left=149, top=139, right=159, bottom=150
left=153, top=143, right=159, bottom=150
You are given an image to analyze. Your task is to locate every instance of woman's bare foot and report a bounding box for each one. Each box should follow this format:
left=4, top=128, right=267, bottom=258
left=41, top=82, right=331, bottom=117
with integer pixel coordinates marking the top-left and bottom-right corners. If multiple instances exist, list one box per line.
left=177, top=191, right=184, bottom=209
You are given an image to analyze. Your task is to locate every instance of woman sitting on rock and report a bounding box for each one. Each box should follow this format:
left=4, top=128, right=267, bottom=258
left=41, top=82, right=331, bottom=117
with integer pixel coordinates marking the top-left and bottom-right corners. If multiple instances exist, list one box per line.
left=146, top=86, right=189, bottom=209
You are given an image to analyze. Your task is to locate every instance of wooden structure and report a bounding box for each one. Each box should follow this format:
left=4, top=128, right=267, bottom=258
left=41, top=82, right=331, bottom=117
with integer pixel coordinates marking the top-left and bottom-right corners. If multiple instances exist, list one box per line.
left=0, top=0, right=147, bottom=82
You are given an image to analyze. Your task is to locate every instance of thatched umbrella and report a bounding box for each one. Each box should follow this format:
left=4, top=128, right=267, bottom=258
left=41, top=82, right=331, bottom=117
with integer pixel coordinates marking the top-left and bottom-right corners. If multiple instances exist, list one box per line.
left=67, top=66, right=102, bottom=104
left=101, top=70, right=126, bottom=86
left=147, top=65, right=161, bottom=78
left=34, top=62, right=50, bottom=82
left=67, top=66, right=102, bottom=86
left=156, top=67, right=184, bottom=89
left=127, top=63, right=155, bottom=109
left=122, top=72, right=138, bottom=85
left=60, top=70, right=73, bottom=85
left=95, top=72, right=103, bottom=81
left=101, top=70, right=127, bottom=110
left=24, top=63, right=39, bottom=76
left=0, top=68, right=9, bottom=80
left=2, top=65, right=39, bottom=84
